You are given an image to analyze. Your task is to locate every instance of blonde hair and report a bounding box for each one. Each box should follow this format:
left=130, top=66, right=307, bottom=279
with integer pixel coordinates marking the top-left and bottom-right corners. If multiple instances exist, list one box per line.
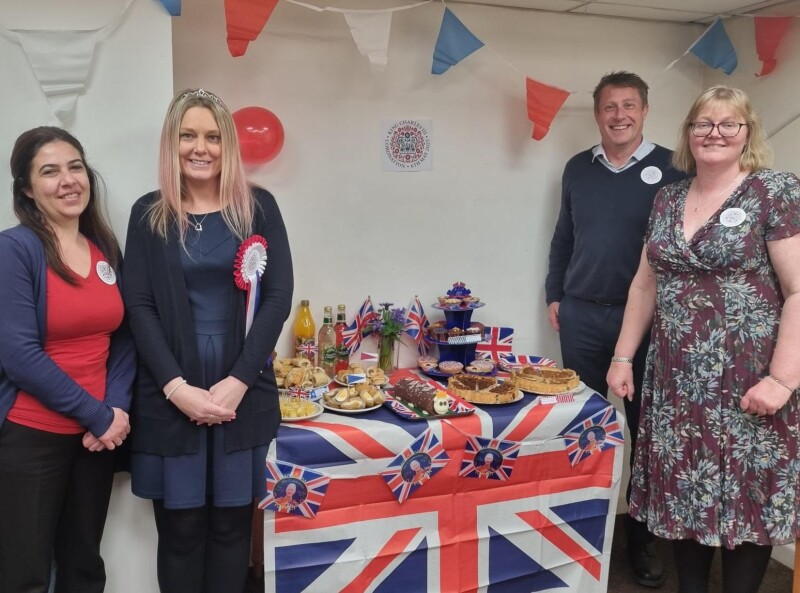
left=148, top=88, right=253, bottom=244
left=672, top=85, right=772, bottom=174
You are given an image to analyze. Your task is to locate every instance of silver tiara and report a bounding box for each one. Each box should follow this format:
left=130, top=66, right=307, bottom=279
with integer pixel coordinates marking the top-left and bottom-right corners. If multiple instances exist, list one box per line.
left=179, top=89, right=227, bottom=109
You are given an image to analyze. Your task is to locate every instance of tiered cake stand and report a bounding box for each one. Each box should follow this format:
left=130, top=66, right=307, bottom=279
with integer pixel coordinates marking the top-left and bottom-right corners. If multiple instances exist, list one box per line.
left=424, top=302, right=486, bottom=377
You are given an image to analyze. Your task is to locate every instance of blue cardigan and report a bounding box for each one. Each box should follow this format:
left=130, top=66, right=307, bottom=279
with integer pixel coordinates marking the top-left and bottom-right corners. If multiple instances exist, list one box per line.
left=0, top=225, right=136, bottom=436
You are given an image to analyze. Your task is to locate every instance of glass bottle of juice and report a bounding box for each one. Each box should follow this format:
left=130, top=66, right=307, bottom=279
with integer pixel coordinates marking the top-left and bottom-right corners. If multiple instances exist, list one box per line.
left=293, top=300, right=316, bottom=362
left=317, top=306, right=336, bottom=378
left=334, top=304, right=349, bottom=374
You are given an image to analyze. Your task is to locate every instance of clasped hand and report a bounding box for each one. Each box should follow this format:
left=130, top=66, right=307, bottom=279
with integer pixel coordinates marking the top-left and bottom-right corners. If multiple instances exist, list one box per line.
left=170, top=379, right=244, bottom=426
left=84, top=407, right=130, bottom=452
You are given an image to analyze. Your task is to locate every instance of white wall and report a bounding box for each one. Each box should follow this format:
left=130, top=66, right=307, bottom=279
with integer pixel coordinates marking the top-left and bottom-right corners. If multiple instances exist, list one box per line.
left=0, top=1, right=172, bottom=591
left=172, top=0, right=703, bottom=366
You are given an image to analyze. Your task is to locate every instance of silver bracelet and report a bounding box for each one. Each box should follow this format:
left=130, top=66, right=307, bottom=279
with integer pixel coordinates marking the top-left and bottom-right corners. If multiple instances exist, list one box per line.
left=165, top=379, right=187, bottom=400
left=767, top=374, right=795, bottom=394
left=611, top=356, right=634, bottom=364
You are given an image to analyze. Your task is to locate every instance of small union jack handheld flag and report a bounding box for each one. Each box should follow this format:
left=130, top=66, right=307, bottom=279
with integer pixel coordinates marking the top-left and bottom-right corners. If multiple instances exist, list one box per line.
left=380, top=428, right=449, bottom=503
left=342, top=297, right=377, bottom=355
left=404, top=296, right=430, bottom=355
left=258, top=459, right=330, bottom=518
left=475, top=326, right=514, bottom=361
left=459, top=435, right=521, bottom=481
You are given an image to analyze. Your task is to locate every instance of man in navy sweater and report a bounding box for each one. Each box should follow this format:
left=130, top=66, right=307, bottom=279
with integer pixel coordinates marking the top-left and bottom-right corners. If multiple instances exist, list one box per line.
left=545, top=71, right=685, bottom=588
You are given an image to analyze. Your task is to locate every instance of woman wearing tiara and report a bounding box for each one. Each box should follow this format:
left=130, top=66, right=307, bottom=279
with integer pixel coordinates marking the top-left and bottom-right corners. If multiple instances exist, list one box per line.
left=123, top=89, right=293, bottom=593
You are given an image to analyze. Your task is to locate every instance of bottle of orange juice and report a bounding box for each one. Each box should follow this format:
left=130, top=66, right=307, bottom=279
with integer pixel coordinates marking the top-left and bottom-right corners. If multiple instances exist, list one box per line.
left=293, top=300, right=316, bottom=362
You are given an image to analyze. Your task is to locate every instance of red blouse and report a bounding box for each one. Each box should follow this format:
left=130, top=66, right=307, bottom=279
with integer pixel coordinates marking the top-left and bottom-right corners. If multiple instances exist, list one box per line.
left=8, top=241, right=123, bottom=434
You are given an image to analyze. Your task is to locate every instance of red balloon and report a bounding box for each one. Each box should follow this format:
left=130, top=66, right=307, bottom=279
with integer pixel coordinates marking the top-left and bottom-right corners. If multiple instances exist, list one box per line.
left=232, top=106, right=285, bottom=164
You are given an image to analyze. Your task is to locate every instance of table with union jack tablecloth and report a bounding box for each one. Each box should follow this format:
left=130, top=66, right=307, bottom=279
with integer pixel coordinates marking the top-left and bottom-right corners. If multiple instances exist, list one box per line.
left=263, top=376, right=625, bottom=593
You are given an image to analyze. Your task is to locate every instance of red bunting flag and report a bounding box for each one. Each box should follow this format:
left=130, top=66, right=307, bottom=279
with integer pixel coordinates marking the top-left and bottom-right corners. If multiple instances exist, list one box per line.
left=525, top=77, right=570, bottom=141
left=224, top=0, right=279, bottom=57
left=754, top=16, right=793, bottom=77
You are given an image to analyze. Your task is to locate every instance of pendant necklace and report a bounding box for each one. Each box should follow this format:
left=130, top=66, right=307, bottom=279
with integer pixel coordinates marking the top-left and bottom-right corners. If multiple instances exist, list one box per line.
left=693, top=172, right=742, bottom=213
left=188, top=212, right=209, bottom=232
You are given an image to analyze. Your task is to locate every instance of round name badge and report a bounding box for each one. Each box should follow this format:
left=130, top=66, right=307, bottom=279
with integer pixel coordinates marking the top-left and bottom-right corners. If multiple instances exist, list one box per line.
left=96, top=261, right=117, bottom=285
left=720, top=207, right=747, bottom=227
left=640, top=166, right=663, bottom=185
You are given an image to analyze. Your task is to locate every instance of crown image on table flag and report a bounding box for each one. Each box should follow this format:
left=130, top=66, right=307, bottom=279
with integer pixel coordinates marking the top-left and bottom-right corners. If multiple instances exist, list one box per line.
left=343, top=297, right=377, bottom=355
left=563, top=405, right=624, bottom=467
left=259, top=459, right=330, bottom=518
left=343, top=10, right=393, bottom=72
left=431, top=7, right=485, bottom=75
left=459, top=435, right=520, bottom=481
left=380, top=428, right=449, bottom=504
left=689, top=17, right=737, bottom=75
left=404, top=296, right=430, bottom=355
left=754, top=16, right=793, bottom=77
left=526, top=77, right=571, bottom=141
left=224, top=0, right=279, bottom=57
left=475, top=326, right=514, bottom=361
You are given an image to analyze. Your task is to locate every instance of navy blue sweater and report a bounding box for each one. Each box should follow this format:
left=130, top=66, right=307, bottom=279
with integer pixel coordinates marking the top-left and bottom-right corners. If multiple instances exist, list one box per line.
left=0, top=225, right=135, bottom=435
left=546, top=145, right=685, bottom=305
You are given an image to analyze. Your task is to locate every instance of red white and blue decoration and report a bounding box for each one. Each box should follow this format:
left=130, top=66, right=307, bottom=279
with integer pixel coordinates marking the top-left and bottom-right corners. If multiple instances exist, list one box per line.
left=475, top=326, right=514, bottom=361
left=689, top=17, right=737, bottom=75
left=563, top=405, right=625, bottom=467
left=404, top=296, right=430, bottom=355
left=266, top=389, right=622, bottom=592
left=431, top=7, right=484, bottom=75
left=380, top=428, right=449, bottom=503
left=342, top=297, right=377, bottom=355
left=459, top=435, right=520, bottom=481
left=499, top=353, right=556, bottom=371
left=233, top=235, right=268, bottom=336
left=258, top=459, right=330, bottom=518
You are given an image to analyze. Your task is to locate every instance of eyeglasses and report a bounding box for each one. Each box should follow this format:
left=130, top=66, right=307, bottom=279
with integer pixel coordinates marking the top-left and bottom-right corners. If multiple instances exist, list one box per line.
left=690, top=121, right=747, bottom=137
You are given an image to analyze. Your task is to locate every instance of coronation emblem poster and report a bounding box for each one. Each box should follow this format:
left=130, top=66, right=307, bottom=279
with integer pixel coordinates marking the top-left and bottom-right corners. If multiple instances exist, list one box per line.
left=381, top=118, right=432, bottom=171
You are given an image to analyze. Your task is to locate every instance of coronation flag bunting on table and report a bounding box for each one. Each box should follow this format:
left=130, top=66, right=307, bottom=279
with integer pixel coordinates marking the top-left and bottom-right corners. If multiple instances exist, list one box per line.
left=266, top=390, right=622, bottom=592
left=380, top=428, right=449, bottom=503
left=459, top=434, right=520, bottom=480
left=475, top=326, right=514, bottom=361
left=360, top=351, right=379, bottom=363
left=258, top=460, right=330, bottom=518
left=404, top=296, right=430, bottom=355
left=563, top=405, right=625, bottom=467
left=500, top=353, right=556, bottom=367
left=342, top=297, right=377, bottom=355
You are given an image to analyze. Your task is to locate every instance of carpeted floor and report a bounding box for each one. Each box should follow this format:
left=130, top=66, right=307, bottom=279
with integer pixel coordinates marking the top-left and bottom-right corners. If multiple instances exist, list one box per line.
left=246, top=513, right=794, bottom=592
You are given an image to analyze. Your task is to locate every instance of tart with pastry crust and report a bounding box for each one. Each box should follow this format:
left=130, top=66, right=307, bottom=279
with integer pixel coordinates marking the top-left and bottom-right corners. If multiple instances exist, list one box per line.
left=447, top=374, right=519, bottom=404
left=511, top=366, right=580, bottom=394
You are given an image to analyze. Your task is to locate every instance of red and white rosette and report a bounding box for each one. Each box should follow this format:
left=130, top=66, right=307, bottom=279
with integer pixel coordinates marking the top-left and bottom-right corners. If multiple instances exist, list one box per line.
left=234, top=235, right=268, bottom=336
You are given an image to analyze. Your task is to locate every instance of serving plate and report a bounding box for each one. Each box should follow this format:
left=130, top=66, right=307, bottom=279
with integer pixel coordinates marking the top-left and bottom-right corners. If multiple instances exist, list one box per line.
left=280, top=401, right=323, bottom=422
left=519, top=381, right=586, bottom=396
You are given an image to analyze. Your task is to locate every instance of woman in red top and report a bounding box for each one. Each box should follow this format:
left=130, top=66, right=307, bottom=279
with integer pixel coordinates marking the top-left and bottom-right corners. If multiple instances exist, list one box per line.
left=0, top=127, right=135, bottom=593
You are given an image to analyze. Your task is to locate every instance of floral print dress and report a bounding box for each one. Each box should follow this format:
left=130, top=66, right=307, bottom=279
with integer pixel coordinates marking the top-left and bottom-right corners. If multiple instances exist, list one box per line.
left=629, top=169, right=800, bottom=549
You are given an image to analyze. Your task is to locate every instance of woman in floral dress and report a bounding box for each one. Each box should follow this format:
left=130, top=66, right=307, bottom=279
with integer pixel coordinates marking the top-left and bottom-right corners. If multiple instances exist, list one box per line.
left=608, top=86, right=800, bottom=593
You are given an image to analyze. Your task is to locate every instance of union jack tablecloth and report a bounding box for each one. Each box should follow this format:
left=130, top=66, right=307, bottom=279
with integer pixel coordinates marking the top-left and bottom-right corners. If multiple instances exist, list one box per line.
left=264, top=380, right=624, bottom=593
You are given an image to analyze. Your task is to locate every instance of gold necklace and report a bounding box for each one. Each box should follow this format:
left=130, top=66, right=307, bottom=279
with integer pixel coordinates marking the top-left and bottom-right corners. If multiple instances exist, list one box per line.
left=692, top=173, right=742, bottom=213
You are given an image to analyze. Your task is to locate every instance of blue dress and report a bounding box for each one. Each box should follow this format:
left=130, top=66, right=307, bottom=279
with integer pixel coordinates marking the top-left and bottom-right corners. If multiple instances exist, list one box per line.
left=131, top=212, right=267, bottom=509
